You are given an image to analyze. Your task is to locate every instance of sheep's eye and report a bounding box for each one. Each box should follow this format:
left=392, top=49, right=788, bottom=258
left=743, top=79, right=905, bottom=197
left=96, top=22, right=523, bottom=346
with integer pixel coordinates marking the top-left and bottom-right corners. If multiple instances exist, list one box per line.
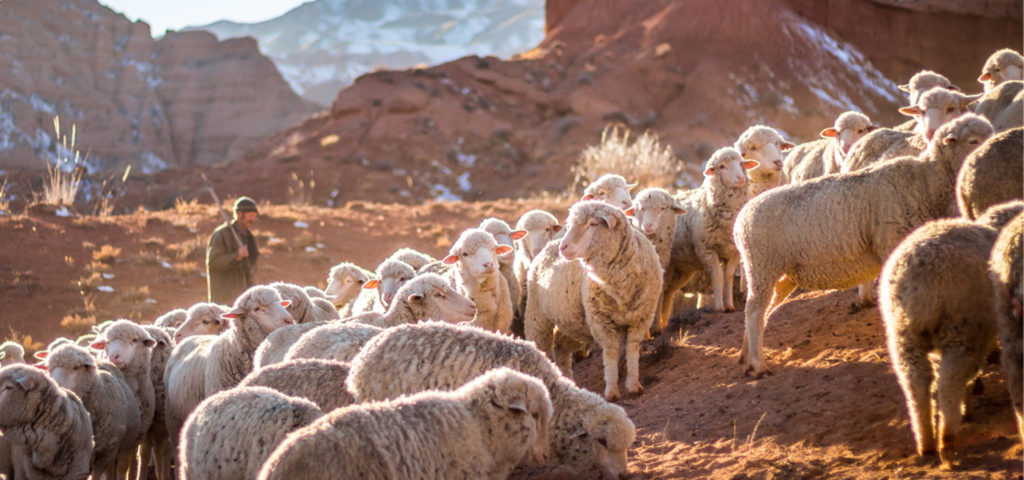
left=946, top=107, right=954, bottom=113
left=750, top=146, right=757, bottom=151
left=434, top=292, right=444, bottom=298
left=994, top=67, right=1001, bottom=72
left=254, top=306, right=262, bottom=312
left=968, top=139, right=980, bottom=145
left=597, top=438, right=608, bottom=447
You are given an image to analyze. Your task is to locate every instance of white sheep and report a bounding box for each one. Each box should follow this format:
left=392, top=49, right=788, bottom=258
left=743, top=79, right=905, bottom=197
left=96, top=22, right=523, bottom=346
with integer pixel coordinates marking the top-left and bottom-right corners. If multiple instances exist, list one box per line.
left=582, top=173, right=634, bottom=210
left=990, top=211, right=1023, bottom=443
left=252, top=322, right=327, bottom=370
left=323, top=262, right=372, bottom=315
left=283, top=323, right=383, bottom=363
left=153, top=308, right=187, bottom=330
left=511, top=209, right=563, bottom=335
left=880, top=218, right=1000, bottom=467
left=347, top=321, right=637, bottom=479
left=140, top=325, right=174, bottom=480
left=0, top=341, right=25, bottom=367
left=348, top=272, right=478, bottom=328
left=893, top=70, right=960, bottom=132
left=180, top=386, right=323, bottom=480
left=733, top=125, right=794, bottom=197
left=625, top=188, right=685, bottom=334
left=173, top=302, right=229, bottom=344
left=439, top=228, right=514, bottom=332
left=784, top=112, right=876, bottom=183
left=240, top=359, right=355, bottom=411
left=163, top=286, right=294, bottom=450
left=349, top=258, right=416, bottom=315
left=479, top=217, right=528, bottom=323
left=388, top=247, right=436, bottom=272
left=45, top=344, right=141, bottom=480
left=271, top=281, right=338, bottom=324
left=956, top=127, right=1023, bottom=219
left=258, top=367, right=551, bottom=480
left=972, top=80, right=1023, bottom=133
left=0, top=364, right=93, bottom=480
left=734, top=114, right=994, bottom=377
left=525, top=200, right=662, bottom=400
left=978, top=48, right=1024, bottom=92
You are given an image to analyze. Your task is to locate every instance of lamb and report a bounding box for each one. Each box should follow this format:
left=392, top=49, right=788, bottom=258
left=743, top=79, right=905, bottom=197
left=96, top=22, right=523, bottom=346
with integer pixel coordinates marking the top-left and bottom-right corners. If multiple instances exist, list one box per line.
left=347, top=273, right=477, bottom=328
left=283, top=323, right=383, bottom=363
left=44, top=344, right=141, bottom=480
left=153, top=308, right=187, bottom=330
left=879, top=218, right=1000, bottom=467
left=525, top=200, right=662, bottom=399
left=258, top=367, right=551, bottom=480
left=439, top=228, right=514, bottom=332
left=140, top=325, right=174, bottom=480
left=347, top=321, right=637, bottom=479
left=323, top=262, right=372, bottom=315
left=842, top=87, right=980, bottom=173
left=511, top=209, right=562, bottom=336
left=349, top=258, right=416, bottom=315
left=582, top=173, right=634, bottom=210
left=179, top=386, right=323, bottom=480
left=271, top=281, right=339, bottom=324
left=734, top=114, right=994, bottom=377
left=252, top=321, right=327, bottom=369
left=990, top=211, right=1023, bottom=443
left=163, top=286, right=294, bottom=449
left=479, top=217, right=528, bottom=322
left=972, top=80, right=1024, bottom=133
left=956, top=127, right=1024, bottom=219
left=733, top=125, right=794, bottom=197
left=173, top=302, right=229, bottom=344
left=783, top=112, right=876, bottom=183
left=0, top=341, right=25, bottom=367
left=625, top=188, right=686, bottom=271
left=239, top=359, right=355, bottom=411
left=0, top=364, right=93, bottom=480
left=978, top=48, right=1024, bottom=92
left=388, top=247, right=436, bottom=272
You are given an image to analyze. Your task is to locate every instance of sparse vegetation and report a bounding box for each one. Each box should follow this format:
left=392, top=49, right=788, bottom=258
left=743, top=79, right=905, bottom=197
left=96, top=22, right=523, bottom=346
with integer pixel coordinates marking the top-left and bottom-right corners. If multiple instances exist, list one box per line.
left=37, top=116, right=85, bottom=208
left=5, top=327, right=44, bottom=359
left=571, top=125, right=685, bottom=195
left=92, top=244, right=121, bottom=264
left=59, top=313, right=97, bottom=338
left=0, top=176, right=10, bottom=214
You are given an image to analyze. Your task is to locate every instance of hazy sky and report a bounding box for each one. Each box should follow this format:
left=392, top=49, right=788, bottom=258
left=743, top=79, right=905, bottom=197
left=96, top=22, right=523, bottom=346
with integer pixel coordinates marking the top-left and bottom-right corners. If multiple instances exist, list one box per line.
left=98, top=0, right=311, bottom=36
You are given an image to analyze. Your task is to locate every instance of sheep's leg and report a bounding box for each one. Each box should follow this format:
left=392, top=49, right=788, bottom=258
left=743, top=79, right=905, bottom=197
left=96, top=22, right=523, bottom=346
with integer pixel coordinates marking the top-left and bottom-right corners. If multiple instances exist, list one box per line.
left=857, top=278, right=877, bottom=307
left=890, top=337, right=936, bottom=457
left=767, top=274, right=797, bottom=318
left=740, top=273, right=775, bottom=376
left=624, top=326, right=646, bottom=395
left=155, top=440, right=171, bottom=480
left=709, top=259, right=726, bottom=312
left=551, top=331, right=576, bottom=379
left=117, top=450, right=134, bottom=480
left=599, top=333, right=622, bottom=401
left=936, top=348, right=981, bottom=468
left=656, top=270, right=694, bottom=335
left=723, top=257, right=741, bottom=312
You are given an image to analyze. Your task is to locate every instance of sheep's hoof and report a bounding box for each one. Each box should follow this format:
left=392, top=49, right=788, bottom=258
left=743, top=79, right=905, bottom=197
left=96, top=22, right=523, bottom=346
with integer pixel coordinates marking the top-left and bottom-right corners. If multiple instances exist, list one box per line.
left=626, top=381, right=644, bottom=395
left=743, top=365, right=771, bottom=378
left=938, top=448, right=958, bottom=470
left=604, top=387, right=621, bottom=402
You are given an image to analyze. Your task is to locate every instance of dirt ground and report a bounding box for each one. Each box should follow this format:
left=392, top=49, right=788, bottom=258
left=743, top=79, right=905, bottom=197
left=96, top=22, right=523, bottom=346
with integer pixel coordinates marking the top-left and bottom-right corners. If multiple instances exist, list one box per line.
left=0, top=200, right=1020, bottom=479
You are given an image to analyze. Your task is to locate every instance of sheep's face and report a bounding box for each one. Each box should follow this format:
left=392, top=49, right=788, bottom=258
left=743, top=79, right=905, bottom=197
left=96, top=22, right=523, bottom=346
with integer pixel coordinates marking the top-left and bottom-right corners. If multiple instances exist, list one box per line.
left=410, top=282, right=476, bottom=324
left=225, top=296, right=295, bottom=336
left=979, top=51, right=1024, bottom=92
left=583, top=177, right=634, bottom=211
left=94, top=323, right=155, bottom=369
left=487, top=371, right=553, bottom=466
left=0, top=366, right=46, bottom=425
left=445, top=245, right=504, bottom=279
left=737, top=133, right=792, bottom=175
left=488, top=230, right=526, bottom=266
left=625, top=190, right=685, bottom=235
left=582, top=406, right=636, bottom=480
left=900, top=88, right=981, bottom=141
left=900, top=71, right=956, bottom=106
left=521, top=224, right=561, bottom=259
left=174, top=308, right=226, bottom=344
left=560, top=203, right=624, bottom=261
left=47, top=347, right=96, bottom=394
left=325, top=269, right=368, bottom=307
left=377, top=271, right=413, bottom=308
left=704, top=149, right=757, bottom=189
left=933, top=115, right=993, bottom=161
left=821, top=115, right=876, bottom=160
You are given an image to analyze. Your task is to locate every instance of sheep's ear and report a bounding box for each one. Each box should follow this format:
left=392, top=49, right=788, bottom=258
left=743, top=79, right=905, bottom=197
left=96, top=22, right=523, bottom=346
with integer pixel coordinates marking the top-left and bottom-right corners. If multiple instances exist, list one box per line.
left=551, top=224, right=563, bottom=234
left=898, top=106, right=922, bottom=117
left=623, top=207, right=635, bottom=217
left=581, top=194, right=594, bottom=201
left=897, top=83, right=910, bottom=93
left=780, top=141, right=795, bottom=151
left=942, top=134, right=959, bottom=145
left=867, top=124, right=879, bottom=132
left=820, top=127, right=837, bottom=138
left=947, top=84, right=961, bottom=92
left=90, top=341, right=106, bottom=351
left=362, top=279, right=379, bottom=289
left=34, top=364, right=47, bottom=371
left=407, top=292, right=424, bottom=304
left=0, top=351, right=5, bottom=361
left=142, top=338, right=156, bottom=348
left=624, top=183, right=637, bottom=190
left=222, top=306, right=246, bottom=319
left=978, top=73, right=991, bottom=82
left=703, top=166, right=715, bottom=177
left=600, top=212, right=620, bottom=230
left=280, top=300, right=292, bottom=308
left=442, top=254, right=460, bottom=265
left=495, top=245, right=514, bottom=256
left=960, top=93, right=982, bottom=108
left=672, top=205, right=686, bottom=214
left=509, top=230, right=528, bottom=240
left=742, top=160, right=760, bottom=170
left=34, top=351, right=48, bottom=360
left=567, top=428, right=588, bottom=440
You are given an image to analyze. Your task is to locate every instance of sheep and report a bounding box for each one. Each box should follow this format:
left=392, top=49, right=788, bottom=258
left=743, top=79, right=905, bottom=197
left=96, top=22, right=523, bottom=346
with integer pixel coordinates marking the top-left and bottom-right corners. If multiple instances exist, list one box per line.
left=978, top=48, right=1024, bottom=92
left=734, top=114, right=994, bottom=377
left=283, top=323, right=383, bottom=363
left=349, top=258, right=416, bottom=315
left=239, top=359, right=355, bottom=411
left=990, top=211, right=1023, bottom=443
left=252, top=321, right=327, bottom=370
left=479, top=217, right=528, bottom=322
left=956, top=127, right=1023, bottom=219
left=0, top=341, right=25, bottom=367
left=0, top=364, right=93, bottom=480
left=438, top=228, right=514, bottom=332
left=511, top=210, right=563, bottom=336
left=625, top=188, right=686, bottom=270
left=179, top=386, right=323, bottom=480
left=388, top=247, right=436, bottom=272
left=347, top=321, right=637, bottom=479
left=899, top=70, right=960, bottom=107
left=880, top=218, right=1000, bottom=467
left=323, top=262, right=372, bottom=315
left=526, top=200, right=662, bottom=400
left=153, top=308, right=187, bottom=330
left=733, top=125, right=794, bottom=197
left=582, top=173, right=634, bottom=210
left=258, top=367, right=551, bottom=480
left=347, top=273, right=477, bottom=328
left=163, top=286, right=294, bottom=450
left=140, top=325, right=173, bottom=480
left=842, top=87, right=980, bottom=173
left=44, top=344, right=141, bottom=480
left=976, top=200, right=1024, bottom=231
left=173, top=302, right=229, bottom=344
left=271, top=281, right=338, bottom=324
left=783, top=112, right=876, bottom=183
left=972, top=80, right=1024, bottom=133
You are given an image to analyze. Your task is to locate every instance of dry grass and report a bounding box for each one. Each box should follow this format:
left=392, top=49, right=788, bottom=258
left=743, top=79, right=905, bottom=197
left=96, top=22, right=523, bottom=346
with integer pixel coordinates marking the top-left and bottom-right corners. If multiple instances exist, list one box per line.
left=59, top=313, right=97, bottom=338
left=5, top=328, right=44, bottom=359
left=0, top=176, right=10, bottom=214
left=170, top=236, right=207, bottom=263
left=92, top=244, right=122, bottom=264
left=37, top=116, right=85, bottom=207
left=571, top=125, right=684, bottom=195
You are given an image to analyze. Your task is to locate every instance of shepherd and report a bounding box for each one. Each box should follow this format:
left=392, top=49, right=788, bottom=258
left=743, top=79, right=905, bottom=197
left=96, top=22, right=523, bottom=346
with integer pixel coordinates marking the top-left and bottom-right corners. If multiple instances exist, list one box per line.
left=206, top=196, right=260, bottom=305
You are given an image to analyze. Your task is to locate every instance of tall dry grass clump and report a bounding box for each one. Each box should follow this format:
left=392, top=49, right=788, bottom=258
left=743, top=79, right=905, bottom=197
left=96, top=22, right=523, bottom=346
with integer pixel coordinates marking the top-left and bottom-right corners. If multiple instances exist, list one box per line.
left=38, top=116, right=85, bottom=207
left=571, top=125, right=684, bottom=195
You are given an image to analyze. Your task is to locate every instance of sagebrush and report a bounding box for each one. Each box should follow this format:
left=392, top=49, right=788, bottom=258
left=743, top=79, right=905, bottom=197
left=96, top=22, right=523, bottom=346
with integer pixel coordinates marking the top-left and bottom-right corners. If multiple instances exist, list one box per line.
left=571, top=125, right=685, bottom=195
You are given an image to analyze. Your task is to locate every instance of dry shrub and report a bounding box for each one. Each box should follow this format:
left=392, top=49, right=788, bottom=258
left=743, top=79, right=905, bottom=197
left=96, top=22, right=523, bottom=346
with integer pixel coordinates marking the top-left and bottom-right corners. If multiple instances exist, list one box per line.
left=288, top=171, right=315, bottom=206
left=171, top=236, right=207, bottom=263
left=92, top=244, right=121, bottom=264
left=0, top=176, right=10, bottom=214
left=571, top=125, right=683, bottom=195
left=116, top=285, right=151, bottom=305
left=173, top=197, right=206, bottom=215
left=60, top=314, right=97, bottom=338
left=36, top=117, right=85, bottom=207
left=76, top=271, right=102, bottom=292
left=5, top=328, right=44, bottom=359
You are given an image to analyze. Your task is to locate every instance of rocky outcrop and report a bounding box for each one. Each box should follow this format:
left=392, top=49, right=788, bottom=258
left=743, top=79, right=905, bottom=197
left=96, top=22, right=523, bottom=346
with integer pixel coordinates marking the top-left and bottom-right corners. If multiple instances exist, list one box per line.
left=0, top=0, right=319, bottom=173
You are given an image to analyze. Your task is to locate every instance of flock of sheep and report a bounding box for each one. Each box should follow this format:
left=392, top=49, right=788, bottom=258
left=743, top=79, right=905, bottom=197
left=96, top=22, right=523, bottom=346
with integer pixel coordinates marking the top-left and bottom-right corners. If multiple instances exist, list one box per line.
left=0, top=48, right=1022, bottom=479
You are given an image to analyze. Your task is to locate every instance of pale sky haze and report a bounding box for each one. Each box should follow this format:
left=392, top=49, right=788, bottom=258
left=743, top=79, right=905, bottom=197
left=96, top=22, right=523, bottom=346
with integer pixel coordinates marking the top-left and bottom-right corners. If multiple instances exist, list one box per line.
left=98, top=0, right=311, bottom=36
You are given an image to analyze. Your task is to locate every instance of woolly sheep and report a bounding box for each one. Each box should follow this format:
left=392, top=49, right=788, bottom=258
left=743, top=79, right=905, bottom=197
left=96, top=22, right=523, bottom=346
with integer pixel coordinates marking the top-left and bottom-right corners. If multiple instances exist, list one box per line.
left=978, top=48, right=1024, bottom=92
left=283, top=323, right=383, bottom=363
left=783, top=112, right=876, bottom=183
left=271, top=281, right=338, bottom=324
left=511, top=209, right=562, bottom=336
left=323, top=262, right=372, bottom=315
left=259, top=367, right=551, bottom=480
left=956, top=127, right=1024, bottom=219
left=990, top=212, right=1023, bottom=443
left=45, top=343, right=141, bottom=480
left=347, top=273, right=477, bottom=328
left=734, top=114, right=994, bottom=376
left=303, top=286, right=327, bottom=299
left=240, top=359, right=355, bottom=411
left=163, top=286, right=294, bottom=449
left=180, top=386, right=323, bottom=480
left=347, top=321, right=637, bottom=479
left=733, top=125, right=794, bottom=197
left=893, top=70, right=960, bottom=132
left=479, top=217, right=528, bottom=321
left=625, top=188, right=686, bottom=271
left=582, top=173, right=634, bottom=210
left=526, top=200, right=662, bottom=399
left=174, top=302, right=229, bottom=344
left=880, top=218, right=1000, bottom=467
left=0, top=341, right=25, bottom=367
left=349, top=258, right=416, bottom=315
left=439, top=228, right=514, bottom=332
left=91, top=320, right=156, bottom=458
left=253, top=321, right=327, bottom=370
left=140, top=325, right=174, bottom=480
left=972, top=80, right=1024, bottom=133
left=388, top=247, right=436, bottom=272
left=976, top=200, right=1024, bottom=232
left=0, top=364, right=93, bottom=480
left=153, top=308, right=187, bottom=330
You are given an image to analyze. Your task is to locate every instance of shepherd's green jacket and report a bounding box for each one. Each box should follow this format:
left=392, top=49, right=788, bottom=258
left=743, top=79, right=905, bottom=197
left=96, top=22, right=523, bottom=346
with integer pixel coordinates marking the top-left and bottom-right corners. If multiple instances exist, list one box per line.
left=206, top=221, right=258, bottom=305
